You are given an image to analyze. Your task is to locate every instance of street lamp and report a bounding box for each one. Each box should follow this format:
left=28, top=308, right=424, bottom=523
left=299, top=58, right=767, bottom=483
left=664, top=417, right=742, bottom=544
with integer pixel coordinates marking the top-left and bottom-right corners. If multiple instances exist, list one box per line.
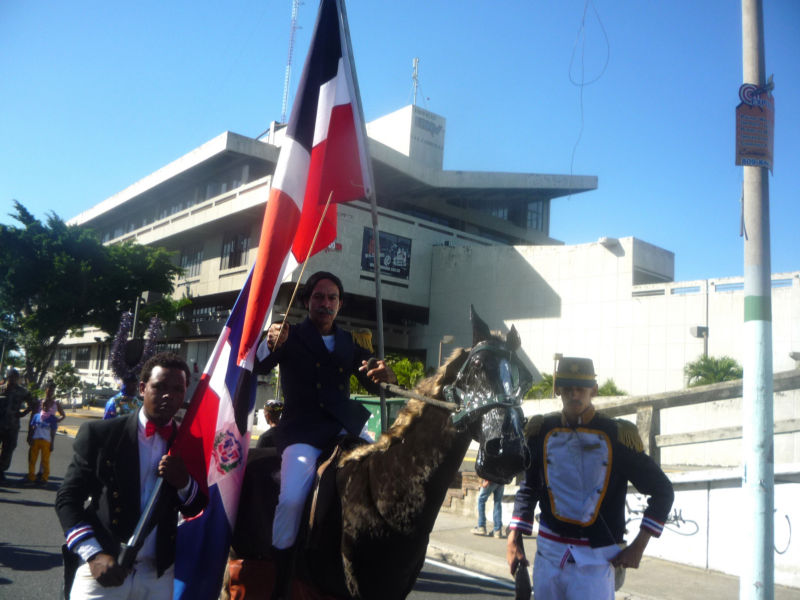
left=552, top=353, right=562, bottom=398
left=689, top=326, right=709, bottom=357
left=438, top=335, right=455, bottom=367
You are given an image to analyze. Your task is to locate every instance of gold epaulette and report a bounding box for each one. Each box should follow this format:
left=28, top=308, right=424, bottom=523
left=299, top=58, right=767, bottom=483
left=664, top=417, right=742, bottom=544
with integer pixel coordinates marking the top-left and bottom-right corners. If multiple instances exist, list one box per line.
left=524, top=414, right=545, bottom=439
left=616, top=419, right=644, bottom=452
left=350, top=329, right=374, bottom=352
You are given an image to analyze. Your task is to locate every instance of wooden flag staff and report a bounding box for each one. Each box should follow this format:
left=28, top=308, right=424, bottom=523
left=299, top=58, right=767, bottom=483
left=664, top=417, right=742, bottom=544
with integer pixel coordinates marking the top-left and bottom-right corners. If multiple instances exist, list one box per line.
left=274, top=190, right=335, bottom=343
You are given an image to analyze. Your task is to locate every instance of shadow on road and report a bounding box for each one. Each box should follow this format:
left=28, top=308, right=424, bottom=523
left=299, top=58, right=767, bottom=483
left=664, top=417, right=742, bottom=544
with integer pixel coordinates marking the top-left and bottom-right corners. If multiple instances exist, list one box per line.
left=414, top=570, right=509, bottom=596
left=0, top=542, right=62, bottom=572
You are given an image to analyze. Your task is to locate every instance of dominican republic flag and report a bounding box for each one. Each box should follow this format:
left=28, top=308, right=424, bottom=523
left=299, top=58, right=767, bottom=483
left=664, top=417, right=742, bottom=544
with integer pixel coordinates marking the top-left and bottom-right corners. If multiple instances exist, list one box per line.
left=238, top=0, right=373, bottom=369
left=170, top=0, right=372, bottom=598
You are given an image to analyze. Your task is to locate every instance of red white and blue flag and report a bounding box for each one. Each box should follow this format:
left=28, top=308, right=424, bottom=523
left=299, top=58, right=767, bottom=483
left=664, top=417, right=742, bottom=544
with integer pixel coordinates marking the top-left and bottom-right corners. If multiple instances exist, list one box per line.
left=238, top=0, right=373, bottom=370
left=171, top=0, right=372, bottom=597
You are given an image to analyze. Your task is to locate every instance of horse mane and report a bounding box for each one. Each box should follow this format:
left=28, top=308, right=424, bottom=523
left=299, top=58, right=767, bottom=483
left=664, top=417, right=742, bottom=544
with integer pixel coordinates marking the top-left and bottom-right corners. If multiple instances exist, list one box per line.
left=338, top=347, right=469, bottom=467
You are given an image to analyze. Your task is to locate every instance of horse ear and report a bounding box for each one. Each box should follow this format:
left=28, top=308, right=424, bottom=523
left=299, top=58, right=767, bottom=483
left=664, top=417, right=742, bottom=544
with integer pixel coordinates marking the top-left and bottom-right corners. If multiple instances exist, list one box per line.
left=470, top=305, right=492, bottom=346
left=506, top=325, right=521, bottom=352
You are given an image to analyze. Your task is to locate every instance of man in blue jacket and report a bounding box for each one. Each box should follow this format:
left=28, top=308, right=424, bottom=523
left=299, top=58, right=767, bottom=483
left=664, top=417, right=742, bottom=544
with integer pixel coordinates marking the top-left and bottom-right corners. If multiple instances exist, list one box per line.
left=254, top=271, right=395, bottom=595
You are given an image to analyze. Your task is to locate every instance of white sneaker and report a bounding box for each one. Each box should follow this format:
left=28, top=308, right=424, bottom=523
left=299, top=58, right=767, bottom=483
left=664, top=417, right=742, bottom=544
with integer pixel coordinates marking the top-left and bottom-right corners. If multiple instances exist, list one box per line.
left=471, top=525, right=486, bottom=536
left=493, top=529, right=504, bottom=539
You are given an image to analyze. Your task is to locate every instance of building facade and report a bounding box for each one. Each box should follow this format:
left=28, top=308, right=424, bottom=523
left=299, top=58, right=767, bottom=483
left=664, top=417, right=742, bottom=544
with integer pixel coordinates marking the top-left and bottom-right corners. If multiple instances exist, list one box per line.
left=57, top=105, right=798, bottom=400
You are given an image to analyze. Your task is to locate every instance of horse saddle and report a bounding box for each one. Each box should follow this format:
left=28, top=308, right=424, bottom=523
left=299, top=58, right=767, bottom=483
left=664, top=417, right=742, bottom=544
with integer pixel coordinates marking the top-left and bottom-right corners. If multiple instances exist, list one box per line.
left=307, top=434, right=367, bottom=547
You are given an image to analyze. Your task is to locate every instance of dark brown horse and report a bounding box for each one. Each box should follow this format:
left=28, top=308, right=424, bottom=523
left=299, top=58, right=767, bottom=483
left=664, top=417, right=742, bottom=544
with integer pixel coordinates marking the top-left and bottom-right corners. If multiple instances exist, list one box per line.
left=226, top=308, right=531, bottom=599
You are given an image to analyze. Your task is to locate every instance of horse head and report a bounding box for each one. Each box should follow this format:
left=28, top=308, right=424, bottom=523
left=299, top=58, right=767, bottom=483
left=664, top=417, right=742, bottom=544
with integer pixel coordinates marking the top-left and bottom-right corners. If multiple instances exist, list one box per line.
left=442, top=306, right=532, bottom=484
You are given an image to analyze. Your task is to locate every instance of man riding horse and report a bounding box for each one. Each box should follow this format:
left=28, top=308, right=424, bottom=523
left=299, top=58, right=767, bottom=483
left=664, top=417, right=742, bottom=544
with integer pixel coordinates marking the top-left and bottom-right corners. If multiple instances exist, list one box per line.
left=227, top=300, right=530, bottom=600
left=254, top=271, right=397, bottom=599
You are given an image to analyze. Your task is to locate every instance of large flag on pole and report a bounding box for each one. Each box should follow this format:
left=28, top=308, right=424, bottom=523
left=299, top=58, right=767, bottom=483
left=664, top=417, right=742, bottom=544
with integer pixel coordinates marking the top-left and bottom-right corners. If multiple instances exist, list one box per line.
left=238, top=0, right=373, bottom=370
left=170, top=0, right=373, bottom=597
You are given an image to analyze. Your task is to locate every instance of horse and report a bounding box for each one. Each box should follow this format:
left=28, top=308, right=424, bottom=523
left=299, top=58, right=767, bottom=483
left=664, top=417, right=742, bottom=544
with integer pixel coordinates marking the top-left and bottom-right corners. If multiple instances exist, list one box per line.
left=226, top=307, right=531, bottom=600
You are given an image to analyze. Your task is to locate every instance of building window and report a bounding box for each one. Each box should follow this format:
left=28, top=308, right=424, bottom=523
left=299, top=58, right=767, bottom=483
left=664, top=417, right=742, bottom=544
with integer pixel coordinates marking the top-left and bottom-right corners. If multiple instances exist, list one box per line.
left=180, top=244, right=204, bottom=279
left=75, top=346, right=91, bottom=370
left=527, top=200, right=544, bottom=231
left=220, top=232, right=250, bottom=270
left=155, top=342, right=182, bottom=355
left=57, top=347, right=73, bottom=364
left=489, top=205, right=509, bottom=220
left=180, top=305, right=230, bottom=324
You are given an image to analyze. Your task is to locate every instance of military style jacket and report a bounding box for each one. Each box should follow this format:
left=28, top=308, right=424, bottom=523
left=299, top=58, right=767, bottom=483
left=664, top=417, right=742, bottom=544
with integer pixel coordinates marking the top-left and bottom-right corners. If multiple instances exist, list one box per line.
left=510, top=409, right=674, bottom=547
left=0, top=382, right=33, bottom=431
left=55, top=411, right=207, bottom=576
left=255, top=318, right=379, bottom=452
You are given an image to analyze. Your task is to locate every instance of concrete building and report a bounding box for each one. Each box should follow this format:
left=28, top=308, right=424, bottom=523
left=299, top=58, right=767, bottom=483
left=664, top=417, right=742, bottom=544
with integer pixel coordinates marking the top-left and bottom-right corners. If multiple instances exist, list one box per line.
left=58, top=105, right=595, bottom=385
left=58, top=105, right=799, bottom=401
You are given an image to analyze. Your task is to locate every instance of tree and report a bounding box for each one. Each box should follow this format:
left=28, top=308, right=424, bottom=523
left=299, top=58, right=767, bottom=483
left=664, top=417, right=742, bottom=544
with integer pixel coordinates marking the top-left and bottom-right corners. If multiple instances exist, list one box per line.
left=525, top=373, right=554, bottom=399
left=597, top=378, right=627, bottom=396
left=52, top=362, right=82, bottom=399
left=684, top=355, right=743, bottom=387
left=0, top=201, right=183, bottom=385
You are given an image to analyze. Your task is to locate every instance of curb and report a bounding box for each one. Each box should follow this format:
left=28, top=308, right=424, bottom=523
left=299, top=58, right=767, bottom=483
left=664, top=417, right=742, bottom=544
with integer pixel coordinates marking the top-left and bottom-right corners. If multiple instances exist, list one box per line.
left=425, top=540, right=511, bottom=582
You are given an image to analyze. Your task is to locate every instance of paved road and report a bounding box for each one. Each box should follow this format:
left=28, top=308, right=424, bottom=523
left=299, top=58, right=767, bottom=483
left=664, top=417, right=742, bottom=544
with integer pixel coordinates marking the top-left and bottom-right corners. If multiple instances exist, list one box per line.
left=1, top=429, right=73, bottom=599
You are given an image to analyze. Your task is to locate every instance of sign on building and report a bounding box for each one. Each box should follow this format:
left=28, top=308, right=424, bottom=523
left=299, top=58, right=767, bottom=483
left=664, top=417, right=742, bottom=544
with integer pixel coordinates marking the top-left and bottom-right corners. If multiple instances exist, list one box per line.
left=735, top=83, right=774, bottom=170
left=361, top=228, right=412, bottom=280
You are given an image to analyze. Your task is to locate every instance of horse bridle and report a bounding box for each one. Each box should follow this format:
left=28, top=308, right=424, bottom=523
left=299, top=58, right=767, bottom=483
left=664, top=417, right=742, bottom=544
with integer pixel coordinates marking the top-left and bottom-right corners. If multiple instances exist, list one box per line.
left=443, top=340, right=532, bottom=429
left=373, top=341, right=531, bottom=428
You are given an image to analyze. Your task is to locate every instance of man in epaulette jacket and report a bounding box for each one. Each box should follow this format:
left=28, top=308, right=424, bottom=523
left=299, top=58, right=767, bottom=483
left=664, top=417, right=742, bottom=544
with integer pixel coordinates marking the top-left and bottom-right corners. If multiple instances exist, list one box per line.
left=507, top=357, right=674, bottom=600
left=254, top=271, right=396, bottom=599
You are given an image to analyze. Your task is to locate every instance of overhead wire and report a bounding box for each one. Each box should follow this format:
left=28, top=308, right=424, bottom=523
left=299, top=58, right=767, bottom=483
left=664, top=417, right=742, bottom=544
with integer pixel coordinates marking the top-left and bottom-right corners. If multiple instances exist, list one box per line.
left=567, top=0, right=610, bottom=187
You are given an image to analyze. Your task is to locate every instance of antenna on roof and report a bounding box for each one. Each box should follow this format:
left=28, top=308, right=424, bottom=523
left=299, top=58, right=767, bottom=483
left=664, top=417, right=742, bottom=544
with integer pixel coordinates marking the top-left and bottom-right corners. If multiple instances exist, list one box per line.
left=412, top=57, right=419, bottom=106
left=281, top=0, right=302, bottom=124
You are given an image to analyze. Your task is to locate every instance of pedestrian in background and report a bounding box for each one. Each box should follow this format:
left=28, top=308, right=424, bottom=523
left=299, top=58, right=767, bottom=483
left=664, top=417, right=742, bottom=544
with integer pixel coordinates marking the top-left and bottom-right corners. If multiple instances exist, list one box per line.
left=256, top=399, right=284, bottom=450
left=0, top=367, right=35, bottom=482
left=27, top=387, right=60, bottom=483
left=471, top=478, right=505, bottom=538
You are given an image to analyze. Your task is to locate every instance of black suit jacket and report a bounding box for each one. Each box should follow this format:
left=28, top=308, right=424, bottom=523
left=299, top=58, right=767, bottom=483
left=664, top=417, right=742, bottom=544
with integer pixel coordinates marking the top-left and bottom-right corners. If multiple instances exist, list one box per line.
left=55, top=411, right=207, bottom=577
left=255, top=318, right=378, bottom=452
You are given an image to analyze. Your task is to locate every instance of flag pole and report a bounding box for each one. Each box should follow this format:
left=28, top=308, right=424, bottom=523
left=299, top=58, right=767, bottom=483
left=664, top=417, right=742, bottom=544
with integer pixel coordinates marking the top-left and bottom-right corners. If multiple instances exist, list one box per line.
left=337, top=0, right=388, bottom=432
left=275, top=191, right=335, bottom=343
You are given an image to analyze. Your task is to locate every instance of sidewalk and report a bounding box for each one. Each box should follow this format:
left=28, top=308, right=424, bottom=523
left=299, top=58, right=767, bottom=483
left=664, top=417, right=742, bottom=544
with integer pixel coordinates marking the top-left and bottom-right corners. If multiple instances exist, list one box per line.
left=426, top=511, right=800, bottom=600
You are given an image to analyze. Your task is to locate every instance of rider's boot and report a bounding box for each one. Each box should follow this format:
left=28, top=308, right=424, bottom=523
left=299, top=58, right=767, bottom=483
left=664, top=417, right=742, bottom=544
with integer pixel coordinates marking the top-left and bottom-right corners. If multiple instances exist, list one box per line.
left=270, top=545, right=294, bottom=600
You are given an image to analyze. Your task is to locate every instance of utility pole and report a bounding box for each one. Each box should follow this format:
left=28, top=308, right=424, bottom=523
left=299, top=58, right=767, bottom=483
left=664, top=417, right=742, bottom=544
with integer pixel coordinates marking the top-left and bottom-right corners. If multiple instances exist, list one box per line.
left=740, top=1, right=774, bottom=598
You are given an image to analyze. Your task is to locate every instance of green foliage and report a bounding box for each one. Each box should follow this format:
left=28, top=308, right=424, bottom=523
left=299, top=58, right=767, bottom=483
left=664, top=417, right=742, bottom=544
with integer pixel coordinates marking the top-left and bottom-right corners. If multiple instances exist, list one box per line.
left=684, top=355, right=743, bottom=387
left=525, top=373, right=554, bottom=399
left=386, top=353, right=426, bottom=389
left=0, top=201, right=183, bottom=384
left=349, top=353, right=426, bottom=395
left=53, top=363, right=82, bottom=398
left=597, top=378, right=627, bottom=396
left=526, top=374, right=626, bottom=398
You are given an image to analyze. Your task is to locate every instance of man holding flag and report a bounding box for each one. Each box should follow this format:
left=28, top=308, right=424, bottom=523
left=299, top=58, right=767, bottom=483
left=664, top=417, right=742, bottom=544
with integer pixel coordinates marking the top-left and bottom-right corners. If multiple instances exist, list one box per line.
left=55, top=353, right=206, bottom=599
left=165, top=0, right=392, bottom=596
left=255, top=271, right=396, bottom=597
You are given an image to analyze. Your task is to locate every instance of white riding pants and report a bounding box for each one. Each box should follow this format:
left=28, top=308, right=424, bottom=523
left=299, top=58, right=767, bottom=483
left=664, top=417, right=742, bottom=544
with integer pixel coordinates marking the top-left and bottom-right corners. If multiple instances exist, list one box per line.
left=70, top=560, right=173, bottom=600
left=272, top=443, right=323, bottom=550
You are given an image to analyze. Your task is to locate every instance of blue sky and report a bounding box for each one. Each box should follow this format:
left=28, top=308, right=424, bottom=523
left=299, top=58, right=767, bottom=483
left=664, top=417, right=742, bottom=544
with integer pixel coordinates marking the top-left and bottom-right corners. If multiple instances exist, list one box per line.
left=2, top=1, right=798, bottom=282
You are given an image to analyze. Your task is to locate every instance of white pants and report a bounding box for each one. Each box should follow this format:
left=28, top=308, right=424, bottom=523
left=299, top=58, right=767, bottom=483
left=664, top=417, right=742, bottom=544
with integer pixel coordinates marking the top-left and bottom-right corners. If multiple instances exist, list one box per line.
left=70, top=560, right=173, bottom=600
left=532, top=552, right=614, bottom=600
left=272, top=443, right=323, bottom=549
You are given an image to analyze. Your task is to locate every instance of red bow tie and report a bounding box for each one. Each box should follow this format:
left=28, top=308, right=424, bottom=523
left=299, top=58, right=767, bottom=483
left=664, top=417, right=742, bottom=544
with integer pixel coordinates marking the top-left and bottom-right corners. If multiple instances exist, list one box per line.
left=145, top=420, right=174, bottom=440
